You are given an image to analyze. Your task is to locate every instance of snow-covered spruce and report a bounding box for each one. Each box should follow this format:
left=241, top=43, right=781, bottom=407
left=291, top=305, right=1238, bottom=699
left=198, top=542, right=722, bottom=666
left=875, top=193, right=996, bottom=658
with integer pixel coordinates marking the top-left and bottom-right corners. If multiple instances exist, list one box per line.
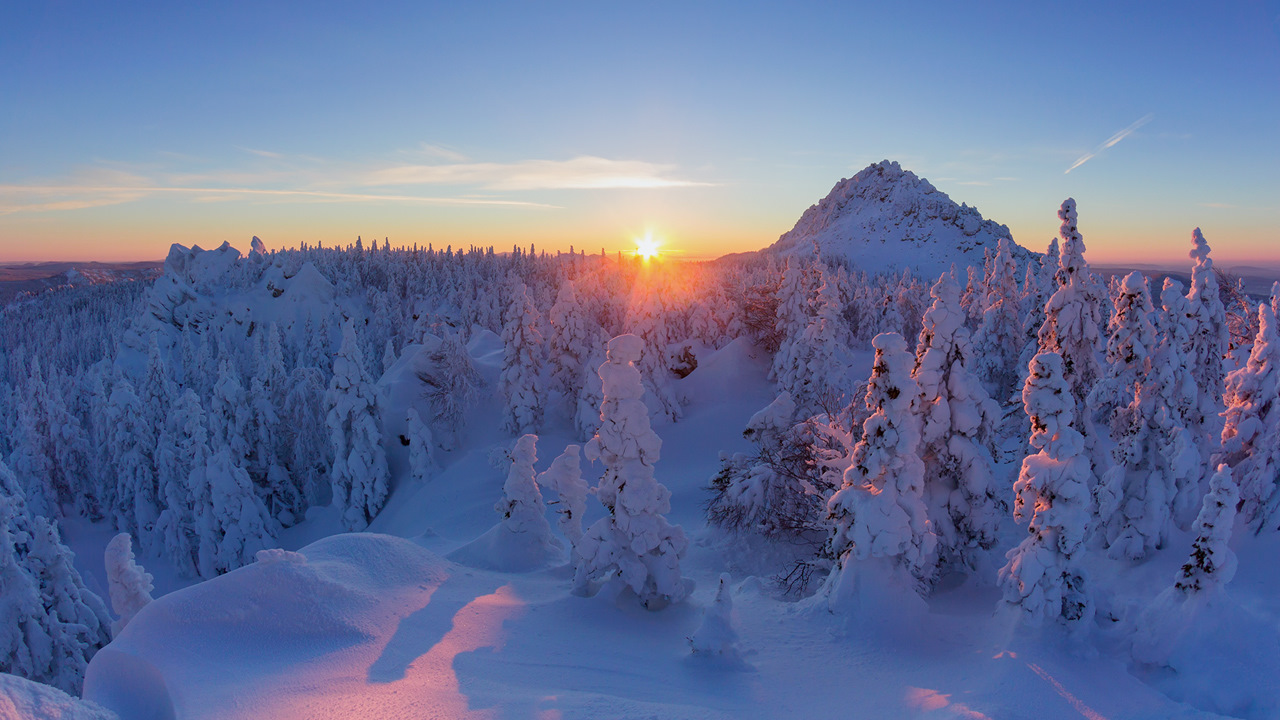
left=1218, top=303, right=1280, bottom=531
left=1035, top=199, right=1104, bottom=412
left=404, top=407, right=436, bottom=484
left=154, top=387, right=209, bottom=578
left=495, top=434, right=560, bottom=557
left=1186, top=227, right=1229, bottom=458
left=999, top=352, right=1094, bottom=628
left=825, top=332, right=937, bottom=604
left=499, top=283, right=545, bottom=435
left=574, top=334, right=689, bottom=609
left=1, top=461, right=112, bottom=694
left=791, top=267, right=851, bottom=416
left=1132, top=464, right=1240, bottom=666
left=537, top=443, right=588, bottom=550
left=326, top=320, right=390, bottom=532
left=912, top=272, right=1002, bottom=571
left=1092, top=273, right=1187, bottom=560
left=689, top=573, right=741, bottom=660
left=103, top=533, right=154, bottom=636
left=195, top=448, right=277, bottom=578
left=1155, top=278, right=1207, bottom=528
left=972, top=237, right=1024, bottom=401
left=628, top=280, right=682, bottom=423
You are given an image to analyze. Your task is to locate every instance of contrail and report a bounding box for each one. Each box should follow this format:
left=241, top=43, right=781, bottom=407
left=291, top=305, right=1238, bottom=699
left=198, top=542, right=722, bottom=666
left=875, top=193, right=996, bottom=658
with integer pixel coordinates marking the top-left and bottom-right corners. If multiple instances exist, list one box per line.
left=1065, top=113, right=1154, bottom=174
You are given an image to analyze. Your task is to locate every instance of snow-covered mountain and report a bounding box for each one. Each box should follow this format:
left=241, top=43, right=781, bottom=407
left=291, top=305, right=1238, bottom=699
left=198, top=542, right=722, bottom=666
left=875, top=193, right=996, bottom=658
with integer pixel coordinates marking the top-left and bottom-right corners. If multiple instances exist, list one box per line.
left=767, top=160, right=1032, bottom=278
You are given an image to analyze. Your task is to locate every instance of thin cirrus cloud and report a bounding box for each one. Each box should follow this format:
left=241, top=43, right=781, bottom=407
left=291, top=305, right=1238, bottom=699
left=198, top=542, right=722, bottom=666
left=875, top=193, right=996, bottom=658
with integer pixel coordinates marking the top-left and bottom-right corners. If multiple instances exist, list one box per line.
left=1065, top=114, right=1155, bottom=174
left=361, top=156, right=714, bottom=191
left=0, top=155, right=708, bottom=216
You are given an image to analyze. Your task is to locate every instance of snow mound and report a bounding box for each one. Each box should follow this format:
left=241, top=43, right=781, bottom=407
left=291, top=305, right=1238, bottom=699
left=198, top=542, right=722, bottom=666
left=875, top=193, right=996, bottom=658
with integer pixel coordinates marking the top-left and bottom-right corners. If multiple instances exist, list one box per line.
left=0, top=673, right=117, bottom=720
left=447, top=522, right=563, bottom=572
left=83, top=534, right=449, bottom=720
left=767, top=160, right=1032, bottom=277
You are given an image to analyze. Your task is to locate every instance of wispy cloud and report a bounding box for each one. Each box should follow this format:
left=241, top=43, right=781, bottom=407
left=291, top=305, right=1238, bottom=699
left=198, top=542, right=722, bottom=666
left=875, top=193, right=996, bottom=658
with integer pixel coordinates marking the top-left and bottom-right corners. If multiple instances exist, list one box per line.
left=362, top=156, right=713, bottom=191
left=0, top=183, right=557, bottom=216
left=0, top=152, right=709, bottom=216
left=1065, top=114, right=1154, bottom=174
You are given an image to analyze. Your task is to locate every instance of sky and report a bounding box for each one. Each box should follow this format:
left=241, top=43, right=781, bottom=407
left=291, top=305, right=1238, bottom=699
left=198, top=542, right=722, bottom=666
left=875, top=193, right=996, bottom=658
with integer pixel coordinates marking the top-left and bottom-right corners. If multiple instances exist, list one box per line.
left=1, top=1, right=1278, bottom=265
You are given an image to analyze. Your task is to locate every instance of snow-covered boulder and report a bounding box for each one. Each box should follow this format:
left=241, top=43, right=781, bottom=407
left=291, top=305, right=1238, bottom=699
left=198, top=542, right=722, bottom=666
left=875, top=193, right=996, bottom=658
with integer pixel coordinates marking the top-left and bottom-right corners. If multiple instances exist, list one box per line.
left=767, top=160, right=1033, bottom=277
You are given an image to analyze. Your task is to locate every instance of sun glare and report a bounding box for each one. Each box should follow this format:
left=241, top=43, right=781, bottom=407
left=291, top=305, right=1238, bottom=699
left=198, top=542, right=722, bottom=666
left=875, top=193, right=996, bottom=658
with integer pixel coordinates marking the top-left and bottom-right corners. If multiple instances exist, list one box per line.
left=635, top=232, right=661, bottom=260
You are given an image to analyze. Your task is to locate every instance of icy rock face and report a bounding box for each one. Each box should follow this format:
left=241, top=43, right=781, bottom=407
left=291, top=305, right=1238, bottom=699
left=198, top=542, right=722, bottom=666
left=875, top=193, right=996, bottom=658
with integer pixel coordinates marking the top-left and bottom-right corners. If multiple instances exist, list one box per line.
left=768, top=160, right=1031, bottom=277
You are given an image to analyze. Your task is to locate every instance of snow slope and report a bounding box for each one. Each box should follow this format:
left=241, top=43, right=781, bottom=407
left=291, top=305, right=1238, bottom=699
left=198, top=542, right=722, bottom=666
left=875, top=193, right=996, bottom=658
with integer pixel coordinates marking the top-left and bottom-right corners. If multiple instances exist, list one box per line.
left=767, top=160, right=1034, bottom=278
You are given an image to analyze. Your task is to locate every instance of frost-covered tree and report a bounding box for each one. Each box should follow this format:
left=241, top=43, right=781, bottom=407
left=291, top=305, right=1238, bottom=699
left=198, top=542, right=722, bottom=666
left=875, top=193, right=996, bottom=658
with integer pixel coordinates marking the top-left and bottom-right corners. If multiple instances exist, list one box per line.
left=1093, top=273, right=1185, bottom=560
left=629, top=281, right=682, bottom=422
left=327, top=320, right=390, bottom=531
left=912, top=273, right=1001, bottom=570
left=195, top=448, right=277, bottom=578
left=826, top=333, right=936, bottom=599
left=103, top=533, right=154, bottom=636
left=1132, top=464, right=1240, bottom=666
left=495, top=434, right=560, bottom=558
left=209, top=357, right=251, bottom=463
left=999, top=353, right=1094, bottom=628
left=1218, top=303, right=1280, bottom=531
left=1186, top=228, right=1229, bottom=457
left=0, top=493, right=53, bottom=690
left=405, top=407, right=436, bottom=484
left=281, top=366, right=329, bottom=506
left=499, top=285, right=545, bottom=435
left=772, top=256, right=817, bottom=385
left=1176, top=464, right=1240, bottom=595
left=1156, top=279, right=1207, bottom=528
left=548, top=280, right=603, bottom=400
left=537, top=444, right=587, bottom=549
left=574, top=334, right=689, bottom=609
left=574, top=347, right=607, bottom=441
left=106, top=379, right=161, bottom=551
left=417, top=332, right=482, bottom=450
left=154, top=388, right=210, bottom=577
left=1036, top=199, right=1104, bottom=411
left=973, top=237, right=1024, bottom=400
left=689, top=573, right=741, bottom=660
left=788, top=270, right=850, bottom=417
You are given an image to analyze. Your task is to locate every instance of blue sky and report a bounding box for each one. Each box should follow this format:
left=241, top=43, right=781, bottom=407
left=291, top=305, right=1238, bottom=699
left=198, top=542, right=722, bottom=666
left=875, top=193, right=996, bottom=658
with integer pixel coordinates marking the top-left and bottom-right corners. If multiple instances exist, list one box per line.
left=2, top=1, right=1277, bottom=263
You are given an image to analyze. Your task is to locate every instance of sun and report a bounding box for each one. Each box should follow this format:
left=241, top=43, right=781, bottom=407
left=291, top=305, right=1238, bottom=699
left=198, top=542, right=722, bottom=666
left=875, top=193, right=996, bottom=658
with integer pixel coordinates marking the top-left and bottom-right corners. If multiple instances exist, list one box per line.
left=634, top=232, right=661, bottom=260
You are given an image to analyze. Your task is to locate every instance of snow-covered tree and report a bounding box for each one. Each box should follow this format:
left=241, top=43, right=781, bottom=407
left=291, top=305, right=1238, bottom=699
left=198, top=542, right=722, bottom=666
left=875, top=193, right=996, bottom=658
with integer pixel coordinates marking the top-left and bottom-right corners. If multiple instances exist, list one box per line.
left=326, top=320, right=390, bottom=531
left=154, top=388, right=210, bottom=577
left=629, top=281, right=682, bottom=422
left=495, top=434, right=559, bottom=558
left=499, top=285, right=545, bottom=435
left=537, top=444, right=588, bottom=549
left=912, top=273, right=1002, bottom=571
left=103, top=533, right=154, bottom=636
left=772, top=256, right=817, bottom=385
left=972, top=237, right=1024, bottom=400
left=1186, top=228, right=1229, bottom=457
left=106, top=379, right=161, bottom=551
left=689, top=573, right=741, bottom=660
left=1218, top=303, right=1280, bottom=531
left=1156, top=279, right=1207, bottom=528
left=195, top=448, right=277, bottom=578
left=1093, top=273, right=1185, bottom=560
left=788, top=269, right=850, bottom=417
left=574, top=334, right=689, bottom=609
left=574, top=347, right=607, bottom=441
left=281, top=366, right=329, bottom=507
left=405, top=407, right=436, bottom=484
left=825, top=333, right=936, bottom=599
left=999, top=353, right=1094, bottom=628
left=1036, top=199, right=1104, bottom=413
left=0, top=492, right=54, bottom=690
left=417, top=332, right=482, bottom=450
left=1132, top=464, right=1240, bottom=666
left=548, top=280, right=602, bottom=400
left=1176, top=464, right=1240, bottom=595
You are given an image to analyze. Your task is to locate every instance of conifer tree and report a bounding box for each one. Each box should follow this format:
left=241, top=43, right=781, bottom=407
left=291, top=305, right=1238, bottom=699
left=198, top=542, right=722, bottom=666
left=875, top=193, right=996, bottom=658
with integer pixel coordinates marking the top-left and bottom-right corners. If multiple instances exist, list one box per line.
left=154, top=388, right=210, bottom=577
left=499, top=284, right=545, bottom=435
left=538, top=444, right=587, bottom=549
left=104, top=533, right=154, bottom=636
left=495, top=434, right=559, bottom=558
left=1156, top=279, right=1206, bottom=527
left=1186, top=228, right=1229, bottom=457
left=1219, top=303, right=1280, bottom=531
left=1036, top=199, right=1104, bottom=411
left=195, top=447, right=277, bottom=577
left=106, top=379, right=161, bottom=551
left=826, top=333, right=936, bottom=598
left=913, top=273, right=1002, bottom=570
left=326, top=320, right=390, bottom=531
left=574, top=334, right=688, bottom=609
left=1176, top=464, right=1240, bottom=595
left=999, top=353, right=1094, bottom=628
left=405, top=407, right=436, bottom=484
left=973, top=237, right=1024, bottom=400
